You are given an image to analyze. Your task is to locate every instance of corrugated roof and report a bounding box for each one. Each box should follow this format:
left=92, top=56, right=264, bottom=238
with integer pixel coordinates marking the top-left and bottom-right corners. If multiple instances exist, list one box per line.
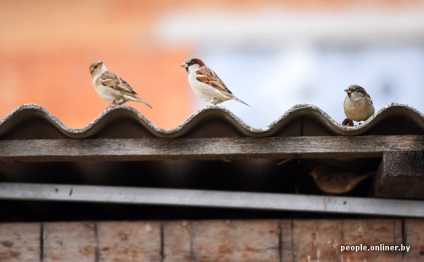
left=0, top=103, right=423, bottom=139
left=0, top=103, right=422, bottom=221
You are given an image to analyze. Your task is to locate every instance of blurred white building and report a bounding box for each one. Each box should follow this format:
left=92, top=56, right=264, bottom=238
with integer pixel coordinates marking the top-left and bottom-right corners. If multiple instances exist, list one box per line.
left=156, top=7, right=424, bottom=128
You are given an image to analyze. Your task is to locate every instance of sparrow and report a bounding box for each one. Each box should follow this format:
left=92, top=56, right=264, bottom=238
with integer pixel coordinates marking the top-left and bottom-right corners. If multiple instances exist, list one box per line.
left=89, top=60, right=152, bottom=108
left=343, top=85, right=374, bottom=126
left=181, top=58, right=249, bottom=106
left=309, top=165, right=374, bottom=194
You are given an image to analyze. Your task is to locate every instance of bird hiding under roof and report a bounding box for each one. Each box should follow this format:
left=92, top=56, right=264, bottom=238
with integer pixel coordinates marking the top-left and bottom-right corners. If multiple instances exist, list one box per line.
left=309, top=164, right=374, bottom=194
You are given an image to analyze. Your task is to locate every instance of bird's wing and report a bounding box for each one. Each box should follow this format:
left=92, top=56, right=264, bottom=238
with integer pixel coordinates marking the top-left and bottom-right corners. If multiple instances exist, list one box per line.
left=195, top=67, right=233, bottom=94
left=99, top=71, right=137, bottom=94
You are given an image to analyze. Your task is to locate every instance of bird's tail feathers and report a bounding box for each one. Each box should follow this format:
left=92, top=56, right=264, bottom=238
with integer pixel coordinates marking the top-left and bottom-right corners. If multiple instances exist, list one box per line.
left=355, top=172, right=375, bottom=183
left=233, top=96, right=250, bottom=107
left=127, top=95, right=153, bottom=109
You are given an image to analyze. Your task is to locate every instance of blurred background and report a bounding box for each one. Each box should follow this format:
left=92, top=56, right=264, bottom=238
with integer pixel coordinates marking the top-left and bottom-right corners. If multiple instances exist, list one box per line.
left=1, top=0, right=424, bottom=129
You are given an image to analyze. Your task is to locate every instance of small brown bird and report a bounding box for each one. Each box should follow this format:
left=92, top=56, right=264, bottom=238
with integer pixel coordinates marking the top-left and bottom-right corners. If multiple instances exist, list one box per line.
left=89, top=60, right=152, bottom=108
left=343, top=85, right=374, bottom=126
left=181, top=58, right=249, bottom=106
left=309, top=165, right=374, bottom=194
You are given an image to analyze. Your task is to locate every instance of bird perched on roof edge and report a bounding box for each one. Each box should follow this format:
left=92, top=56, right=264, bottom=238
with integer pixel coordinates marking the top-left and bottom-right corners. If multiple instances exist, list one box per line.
left=343, top=85, right=374, bottom=126
left=89, top=60, right=152, bottom=108
left=181, top=58, right=249, bottom=106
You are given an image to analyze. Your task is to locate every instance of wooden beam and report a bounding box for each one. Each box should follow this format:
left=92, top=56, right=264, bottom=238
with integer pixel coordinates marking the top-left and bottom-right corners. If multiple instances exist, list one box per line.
left=1, top=183, right=424, bottom=217
left=0, top=135, right=422, bottom=162
left=375, top=151, right=424, bottom=198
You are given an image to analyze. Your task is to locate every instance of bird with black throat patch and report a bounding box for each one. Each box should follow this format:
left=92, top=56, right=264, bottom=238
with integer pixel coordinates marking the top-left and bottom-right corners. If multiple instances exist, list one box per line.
left=89, top=60, right=152, bottom=108
left=181, top=58, right=249, bottom=106
left=342, top=85, right=374, bottom=126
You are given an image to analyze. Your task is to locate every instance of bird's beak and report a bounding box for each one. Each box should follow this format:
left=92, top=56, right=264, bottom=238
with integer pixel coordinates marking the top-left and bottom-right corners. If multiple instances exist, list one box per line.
left=344, top=89, right=352, bottom=93
left=181, top=62, right=188, bottom=68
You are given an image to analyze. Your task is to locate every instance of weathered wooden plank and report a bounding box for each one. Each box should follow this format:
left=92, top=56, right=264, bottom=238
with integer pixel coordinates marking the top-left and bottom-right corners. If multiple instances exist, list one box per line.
left=163, top=221, right=192, bottom=262
left=404, top=219, right=424, bottom=260
left=375, top=151, right=424, bottom=198
left=0, top=135, right=422, bottom=161
left=97, top=221, right=161, bottom=262
left=0, top=223, right=40, bottom=262
left=280, top=220, right=294, bottom=262
left=191, top=220, right=280, bottom=261
left=339, top=220, right=402, bottom=261
left=293, top=220, right=403, bottom=261
left=1, top=219, right=424, bottom=261
left=292, top=220, right=343, bottom=261
left=1, top=183, right=424, bottom=217
left=43, top=222, right=96, bottom=262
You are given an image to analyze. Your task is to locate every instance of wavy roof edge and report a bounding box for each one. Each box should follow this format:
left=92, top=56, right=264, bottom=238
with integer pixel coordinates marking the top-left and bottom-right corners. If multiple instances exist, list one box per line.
left=0, top=103, right=423, bottom=138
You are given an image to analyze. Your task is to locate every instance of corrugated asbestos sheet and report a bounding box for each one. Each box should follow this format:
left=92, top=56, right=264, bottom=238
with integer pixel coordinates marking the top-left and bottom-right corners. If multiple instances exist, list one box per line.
left=0, top=103, right=423, bottom=139
left=0, top=103, right=423, bottom=221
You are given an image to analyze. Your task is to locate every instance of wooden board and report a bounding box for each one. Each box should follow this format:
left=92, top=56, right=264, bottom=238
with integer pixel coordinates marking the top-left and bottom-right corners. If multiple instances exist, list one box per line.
left=404, top=219, right=424, bottom=260
left=0, top=223, right=40, bottom=262
left=280, top=220, right=294, bottom=262
left=340, top=220, right=403, bottom=261
left=0, top=135, right=422, bottom=161
left=191, top=220, right=280, bottom=261
left=163, top=221, right=192, bottom=262
left=0, top=219, right=422, bottom=261
left=293, top=220, right=403, bottom=262
left=43, top=222, right=96, bottom=262
left=293, top=220, right=343, bottom=261
left=97, top=221, right=161, bottom=262
left=375, top=151, right=424, bottom=198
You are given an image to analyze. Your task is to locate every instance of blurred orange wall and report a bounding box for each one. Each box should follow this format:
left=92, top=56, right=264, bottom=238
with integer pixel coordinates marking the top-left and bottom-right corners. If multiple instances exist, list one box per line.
left=0, top=0, right=420, bottom=128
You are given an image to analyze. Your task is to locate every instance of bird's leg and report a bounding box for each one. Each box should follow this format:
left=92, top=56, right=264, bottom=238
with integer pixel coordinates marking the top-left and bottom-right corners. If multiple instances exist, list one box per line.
left=210, top=97, right=220, bottom=105
left=342, top=118, right=354, bottom=126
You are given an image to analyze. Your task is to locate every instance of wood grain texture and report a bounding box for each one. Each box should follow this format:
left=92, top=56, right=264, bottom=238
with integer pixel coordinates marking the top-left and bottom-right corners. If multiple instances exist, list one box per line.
left=0, top=135, right=422, bottom=161
left=0, top=220, right=423, bottom=261
left=339, top=220, right=402, bottom=262
left=404, top=219, right=424, bottom=260
left=43, top=222, right=96, bottom=262
left=97, top=221, right=161, bottom=262
left=293, top=220, right=342, bottom=261
left=163, top=221, right=192, bottom=262
left=191, top=220, right=280, bottom=262
left=0, top=223, right=40, bottom=262
left=280, top=220, right=294, bottom=262
left=293, top=220, right=403, bottom=262
left=375, top=151, right=424, bottom=198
